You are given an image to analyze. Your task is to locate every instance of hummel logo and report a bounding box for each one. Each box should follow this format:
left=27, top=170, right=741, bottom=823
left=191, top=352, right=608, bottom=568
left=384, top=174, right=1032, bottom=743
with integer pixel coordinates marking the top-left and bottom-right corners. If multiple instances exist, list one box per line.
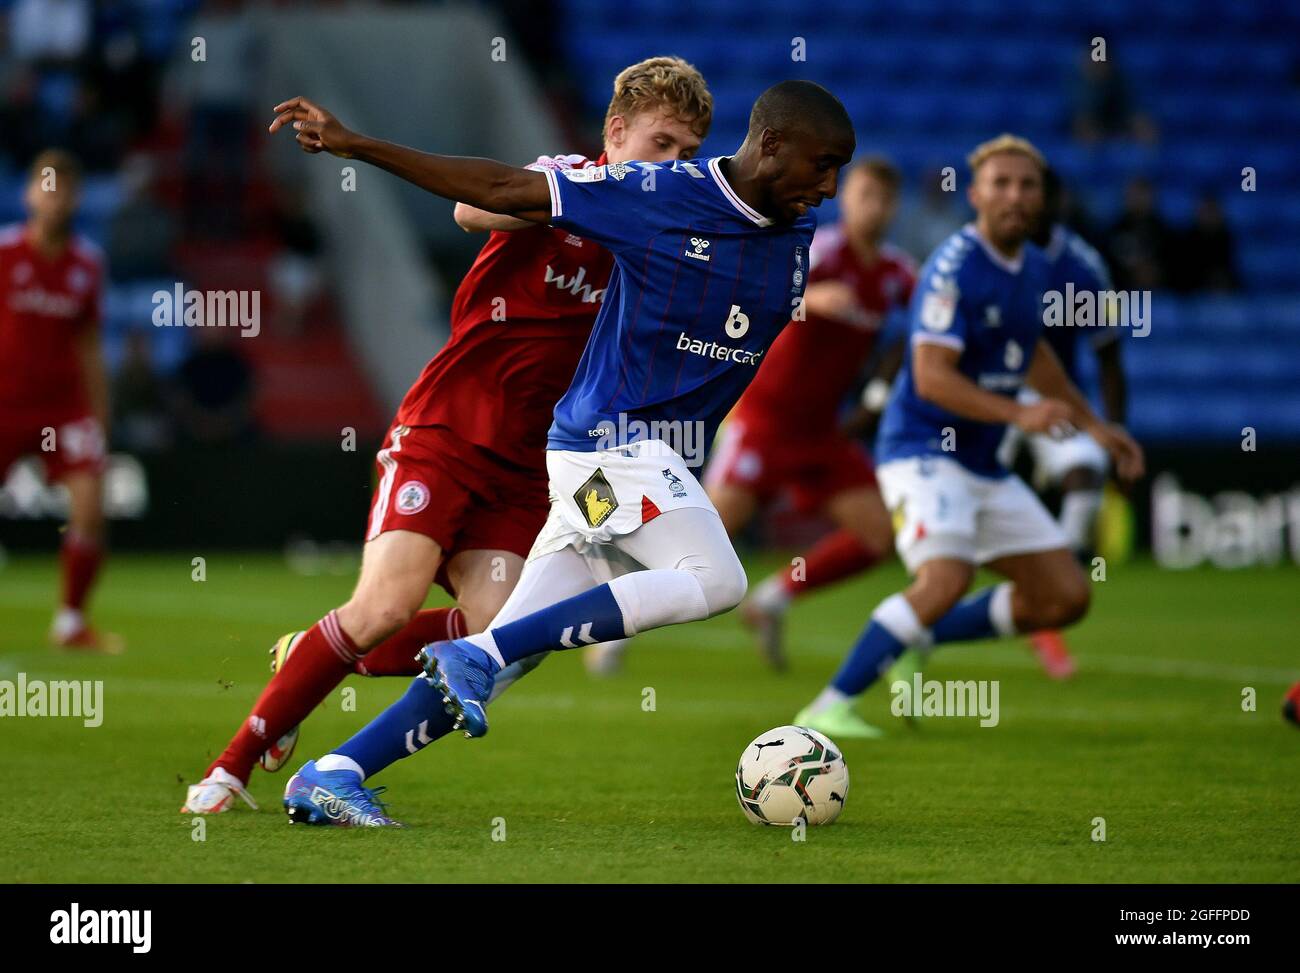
left=560, top=622, right=598, bottom=647
left=685, top=237, right=711, bottom=262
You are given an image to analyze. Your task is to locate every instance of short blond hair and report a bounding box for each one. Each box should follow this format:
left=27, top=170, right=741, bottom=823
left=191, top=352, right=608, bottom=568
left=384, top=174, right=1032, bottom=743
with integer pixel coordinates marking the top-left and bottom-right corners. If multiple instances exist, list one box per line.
left=967, top=134, right=1046, bottom=175
left=605, top=56, right=712, bottom=140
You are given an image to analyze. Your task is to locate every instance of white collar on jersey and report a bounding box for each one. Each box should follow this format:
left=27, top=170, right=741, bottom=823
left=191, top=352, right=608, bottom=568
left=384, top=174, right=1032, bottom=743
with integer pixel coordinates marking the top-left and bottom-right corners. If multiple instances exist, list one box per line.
left=1043, top=223, right=1068, bottom=262
left=963, top=222, right=1025, bottom=274
left=708, top=157, right=774, bottom=227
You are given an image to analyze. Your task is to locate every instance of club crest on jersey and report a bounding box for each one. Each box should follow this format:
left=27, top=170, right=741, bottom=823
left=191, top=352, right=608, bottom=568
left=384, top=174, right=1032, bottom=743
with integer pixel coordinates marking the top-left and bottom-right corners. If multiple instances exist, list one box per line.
left=607, top=162, right=634, bottom=181
left=685, top=237, right=711, bottom=262
left=574, top=468, right=618, bottom=528
left=395, top=480, right=431, bottom=515
left=661, top=468, right=687, bottom=498
left=984, top=305, right=1001, bottom=327
left=792, top=247, right=805, bottom=290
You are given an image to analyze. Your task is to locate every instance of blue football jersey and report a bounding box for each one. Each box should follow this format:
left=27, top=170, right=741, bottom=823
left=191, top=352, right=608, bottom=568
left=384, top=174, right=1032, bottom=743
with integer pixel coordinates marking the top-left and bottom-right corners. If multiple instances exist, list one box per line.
left=876, top=224, right=1050, bottom=478
left=540, top=157, right=816, bottom=461
left=1041, top=223, right=1115, bottom=387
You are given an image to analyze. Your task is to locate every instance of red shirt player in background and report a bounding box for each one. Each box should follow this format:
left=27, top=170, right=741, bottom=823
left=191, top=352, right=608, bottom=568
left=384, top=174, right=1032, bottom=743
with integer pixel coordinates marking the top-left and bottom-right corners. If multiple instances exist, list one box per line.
left=183, top=57, right=712, bottom=814
left=699, top=157, right=916, bottom=676
left=0, top=149, right=119, bottom=653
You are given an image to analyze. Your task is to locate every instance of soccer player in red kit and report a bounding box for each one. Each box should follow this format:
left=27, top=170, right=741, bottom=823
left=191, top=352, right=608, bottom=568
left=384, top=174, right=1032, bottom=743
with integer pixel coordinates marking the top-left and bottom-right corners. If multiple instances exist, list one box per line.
left=705, top=157, right=915, bottom=672
left=182, top=57, right=712, bottom=813
left=0, top=150, right=119, bottom=653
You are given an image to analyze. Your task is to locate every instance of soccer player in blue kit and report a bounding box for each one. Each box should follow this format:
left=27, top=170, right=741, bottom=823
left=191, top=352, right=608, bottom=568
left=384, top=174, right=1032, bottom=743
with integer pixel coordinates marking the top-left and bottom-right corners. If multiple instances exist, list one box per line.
left=267, top=81, right=856, bottom=825
left=795, top=135, right=1145, bottom=740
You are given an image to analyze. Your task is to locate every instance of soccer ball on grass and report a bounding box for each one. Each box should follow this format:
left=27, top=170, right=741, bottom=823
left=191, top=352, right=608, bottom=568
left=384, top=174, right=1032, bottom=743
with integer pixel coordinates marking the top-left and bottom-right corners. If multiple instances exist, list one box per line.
left=735, top=725, right=849, bottom=826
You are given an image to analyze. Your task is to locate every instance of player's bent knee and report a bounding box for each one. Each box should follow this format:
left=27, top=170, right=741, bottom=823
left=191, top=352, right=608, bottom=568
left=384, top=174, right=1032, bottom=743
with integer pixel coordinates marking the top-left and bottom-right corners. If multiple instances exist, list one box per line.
left=699, top=555, right=748, bottom=616
left=342, top=597, right=419, bottom=648
left=1036, top=575, right=1090, bottom=629
left=1056, top=578, right=1091, bottom=627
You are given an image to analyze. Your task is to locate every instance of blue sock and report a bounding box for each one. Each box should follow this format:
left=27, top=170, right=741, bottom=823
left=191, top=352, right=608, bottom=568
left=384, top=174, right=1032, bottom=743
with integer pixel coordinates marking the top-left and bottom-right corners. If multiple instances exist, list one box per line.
left=334, top=676, right=455, bottom=778
left=491, top=583, right=627, bottom=666
left=930, top=587, right=999, bottom=645
left=830, top=619, right=907, bottom=696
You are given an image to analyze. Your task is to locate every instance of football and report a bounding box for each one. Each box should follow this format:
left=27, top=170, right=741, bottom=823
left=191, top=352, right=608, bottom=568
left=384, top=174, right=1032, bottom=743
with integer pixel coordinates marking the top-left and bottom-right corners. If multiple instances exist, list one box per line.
left=735, top=726, right=849, bottom=826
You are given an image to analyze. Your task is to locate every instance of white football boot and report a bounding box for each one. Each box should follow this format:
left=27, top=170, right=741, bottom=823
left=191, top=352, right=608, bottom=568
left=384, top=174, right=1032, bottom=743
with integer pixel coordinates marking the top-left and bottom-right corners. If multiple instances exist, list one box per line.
left=181, top=767, right=259, bottom=814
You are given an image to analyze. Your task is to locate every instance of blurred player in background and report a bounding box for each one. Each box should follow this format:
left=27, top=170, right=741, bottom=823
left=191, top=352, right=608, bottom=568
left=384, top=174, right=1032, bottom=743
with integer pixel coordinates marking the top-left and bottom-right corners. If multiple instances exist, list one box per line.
left=276, top=80, right=855, bottom=827
left=796, top=136, right=1144, bottom=740
left=181, top=57, right=712, bottom=814
left=0, top=150, right=119, bottom=654
left=697, top=157, right=914, bottom=674
left=995, top=166, right=1127, bottom=677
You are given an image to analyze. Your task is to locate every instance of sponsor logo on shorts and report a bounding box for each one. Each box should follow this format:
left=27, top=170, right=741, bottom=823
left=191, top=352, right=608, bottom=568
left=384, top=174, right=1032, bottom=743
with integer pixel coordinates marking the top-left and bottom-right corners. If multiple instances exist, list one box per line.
left=573, top=468, right=618, bottom=528
left=395, top=480, right=431, bottom=515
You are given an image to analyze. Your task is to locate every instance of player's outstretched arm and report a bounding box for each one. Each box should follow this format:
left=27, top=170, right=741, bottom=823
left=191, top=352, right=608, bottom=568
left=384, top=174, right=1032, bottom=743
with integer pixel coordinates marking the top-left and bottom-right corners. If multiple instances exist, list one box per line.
left=269, top=97, right=552, bottom=223
left=453, top=203, right=532, bottom=233
left=1025, top=339, right=1144, bottom=482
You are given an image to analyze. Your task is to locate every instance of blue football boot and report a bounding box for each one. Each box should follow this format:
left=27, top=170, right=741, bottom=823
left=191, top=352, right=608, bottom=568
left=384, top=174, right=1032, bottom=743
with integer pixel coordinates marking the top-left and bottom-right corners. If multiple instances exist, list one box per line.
left=283, top=759, right=402, bottom=827
left=416, top=639, right=498, bottom=738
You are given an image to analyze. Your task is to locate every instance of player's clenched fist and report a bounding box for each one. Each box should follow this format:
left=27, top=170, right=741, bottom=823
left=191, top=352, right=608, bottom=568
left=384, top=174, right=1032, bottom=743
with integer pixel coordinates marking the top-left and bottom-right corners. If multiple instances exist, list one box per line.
left=1013, top=397, right=1074, bottom=437
left=1091, top=422, right=1145, bottom=484
left=269, top=97, right=356, bottom=157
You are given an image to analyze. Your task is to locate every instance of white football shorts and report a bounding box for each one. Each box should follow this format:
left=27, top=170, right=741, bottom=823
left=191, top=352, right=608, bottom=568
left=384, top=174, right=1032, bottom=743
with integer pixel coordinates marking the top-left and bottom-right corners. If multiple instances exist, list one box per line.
left=877, top=454, right=1068, bottom=573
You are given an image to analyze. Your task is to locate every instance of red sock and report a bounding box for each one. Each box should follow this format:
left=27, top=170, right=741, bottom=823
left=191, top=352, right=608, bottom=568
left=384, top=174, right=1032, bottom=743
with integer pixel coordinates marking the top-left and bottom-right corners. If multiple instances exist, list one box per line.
left=355, top=607, right=466, bottom=676
left=207, top=610, right=359, bottom=784
left=60, top=532, right=103, bottom=613
left=782, top=529, right=881, bottom=598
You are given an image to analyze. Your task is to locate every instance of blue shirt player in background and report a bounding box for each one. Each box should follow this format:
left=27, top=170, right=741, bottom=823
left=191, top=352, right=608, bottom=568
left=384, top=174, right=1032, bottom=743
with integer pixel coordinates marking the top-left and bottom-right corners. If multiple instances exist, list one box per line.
left=267, top=81, right=856, bottom=825
left=795, top=135, right=1145, bottom=740
left=995, top=166, right=1128, bottom=678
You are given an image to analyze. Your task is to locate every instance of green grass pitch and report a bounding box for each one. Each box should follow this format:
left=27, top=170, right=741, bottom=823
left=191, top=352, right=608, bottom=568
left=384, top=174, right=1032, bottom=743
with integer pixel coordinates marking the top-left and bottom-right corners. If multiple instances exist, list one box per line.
left=0, top=551, right=1295, bottom=883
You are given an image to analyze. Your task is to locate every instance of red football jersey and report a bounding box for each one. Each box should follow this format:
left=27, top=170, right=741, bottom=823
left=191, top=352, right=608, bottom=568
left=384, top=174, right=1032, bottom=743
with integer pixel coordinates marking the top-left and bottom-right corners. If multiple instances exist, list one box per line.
left=734, top=225, right=916, bottom=436
left=0, top=224, right=104, bottom=422
left=396, top=153, right=612, bottom=467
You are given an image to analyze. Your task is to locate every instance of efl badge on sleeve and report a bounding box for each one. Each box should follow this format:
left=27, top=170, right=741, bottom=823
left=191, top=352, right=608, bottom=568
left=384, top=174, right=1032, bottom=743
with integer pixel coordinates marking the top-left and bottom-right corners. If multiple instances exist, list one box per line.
left=574, top=468, right=619, bottom=528
left=920, top=288, right=957, bottom=332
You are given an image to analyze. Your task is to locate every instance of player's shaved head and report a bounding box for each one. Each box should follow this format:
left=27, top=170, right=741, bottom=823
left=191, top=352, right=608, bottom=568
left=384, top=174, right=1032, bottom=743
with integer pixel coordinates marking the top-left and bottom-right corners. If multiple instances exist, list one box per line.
left=748, top=80, right=853, bottom=143
left=728, top=81, right=855, bottom=224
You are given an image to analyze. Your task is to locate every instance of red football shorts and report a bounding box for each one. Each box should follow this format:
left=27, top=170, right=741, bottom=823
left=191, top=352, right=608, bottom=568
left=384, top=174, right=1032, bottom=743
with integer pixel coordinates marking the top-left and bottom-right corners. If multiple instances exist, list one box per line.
left=0, top=412, right=107, bottom=482
left=705, top=418, right=877, bottom=515
left=365, top=423, right=549, bottom=596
